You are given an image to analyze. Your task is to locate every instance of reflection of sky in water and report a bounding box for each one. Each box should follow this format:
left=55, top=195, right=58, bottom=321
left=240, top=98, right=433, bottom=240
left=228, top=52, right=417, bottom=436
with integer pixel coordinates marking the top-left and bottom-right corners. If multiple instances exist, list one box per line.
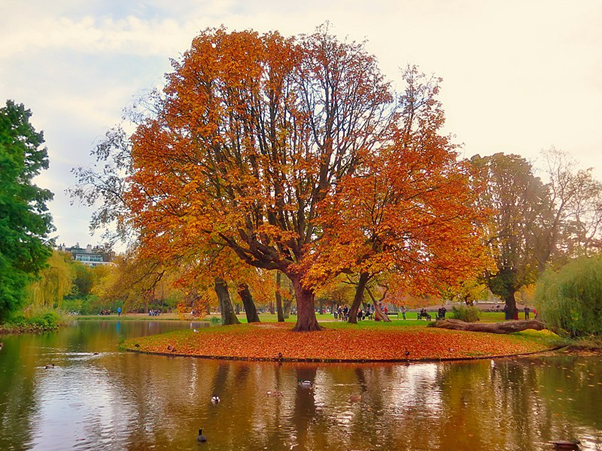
left=2, top=321, right=601, bottom=451
left=389, top=363, right=441, bottom=416
left=32, top=355, right=135, bottom=450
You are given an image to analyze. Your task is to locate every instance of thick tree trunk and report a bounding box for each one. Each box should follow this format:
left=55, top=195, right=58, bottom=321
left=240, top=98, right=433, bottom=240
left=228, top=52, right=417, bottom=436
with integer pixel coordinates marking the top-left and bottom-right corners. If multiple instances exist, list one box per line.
left=237, top=283, right=260, bottom=323
left=431, top=318, right=546, bottom=334
left=214, top=278, right=240, bottom=325
left=505, top=289, right=518, bottom=320
left=348, top=272, right=369, bottom=324
left=290, top=275, right=322, bottom=331
left=275, top=271, right=285, bottom=322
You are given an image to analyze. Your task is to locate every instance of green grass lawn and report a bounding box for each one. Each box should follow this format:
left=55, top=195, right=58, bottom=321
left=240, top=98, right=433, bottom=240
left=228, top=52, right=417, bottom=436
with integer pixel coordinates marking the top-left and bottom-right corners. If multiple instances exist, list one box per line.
left=75, top=309, right=521, bottom=326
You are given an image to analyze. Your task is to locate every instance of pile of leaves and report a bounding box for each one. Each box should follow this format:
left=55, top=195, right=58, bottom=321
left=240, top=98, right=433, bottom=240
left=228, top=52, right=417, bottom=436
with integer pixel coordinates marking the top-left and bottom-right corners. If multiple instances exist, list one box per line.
left=122, top=323, right=555, bottom=362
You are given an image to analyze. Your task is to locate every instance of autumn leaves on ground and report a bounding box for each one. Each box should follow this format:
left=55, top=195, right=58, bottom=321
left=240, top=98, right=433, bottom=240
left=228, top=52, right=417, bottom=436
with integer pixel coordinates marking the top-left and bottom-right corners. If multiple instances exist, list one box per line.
left=122, top=322, right=556, bottom=362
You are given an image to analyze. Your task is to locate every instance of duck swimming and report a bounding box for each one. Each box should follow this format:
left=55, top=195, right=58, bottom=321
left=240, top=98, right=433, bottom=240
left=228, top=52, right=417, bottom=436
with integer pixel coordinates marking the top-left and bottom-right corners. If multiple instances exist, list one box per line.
left=297, top=379, right=313, bottom=388
left=197, top=429, right=207, bottom=442
left=211, top=394, right=220, bottom=404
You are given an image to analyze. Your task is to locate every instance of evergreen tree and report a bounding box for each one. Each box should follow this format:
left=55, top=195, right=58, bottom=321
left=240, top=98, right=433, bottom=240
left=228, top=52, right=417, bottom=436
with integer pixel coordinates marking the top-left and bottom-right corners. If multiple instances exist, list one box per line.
left=0, top=100, right=54, bottom=322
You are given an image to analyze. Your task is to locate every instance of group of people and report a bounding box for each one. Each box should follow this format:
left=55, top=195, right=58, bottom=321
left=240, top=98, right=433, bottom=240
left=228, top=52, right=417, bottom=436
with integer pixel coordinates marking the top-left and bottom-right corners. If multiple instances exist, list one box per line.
left=502, top=305, right=537, bottom=320
left=418, top=308, right=432, bottom=320
left=416, top=307, right=447, bottom=320
left=333, top=305, right=375, bottom=321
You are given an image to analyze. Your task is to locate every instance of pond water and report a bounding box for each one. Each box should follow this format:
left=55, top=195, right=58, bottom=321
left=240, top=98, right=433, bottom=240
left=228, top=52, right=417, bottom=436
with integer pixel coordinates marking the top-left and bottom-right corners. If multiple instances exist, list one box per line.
left=0, top=320, right=601, bottom=450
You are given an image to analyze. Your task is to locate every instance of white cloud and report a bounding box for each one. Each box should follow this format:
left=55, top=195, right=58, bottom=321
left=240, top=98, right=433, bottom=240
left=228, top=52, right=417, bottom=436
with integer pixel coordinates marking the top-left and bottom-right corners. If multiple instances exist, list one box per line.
left=1, top=0, right=601, bottom=246
left=0, top=15, right=197, bottom=58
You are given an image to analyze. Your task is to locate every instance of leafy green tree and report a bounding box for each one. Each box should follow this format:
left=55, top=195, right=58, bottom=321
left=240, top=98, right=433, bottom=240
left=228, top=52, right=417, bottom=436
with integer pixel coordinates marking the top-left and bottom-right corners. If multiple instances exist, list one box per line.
left=0, top=100, right=54, bottom=322
left=470, top=153, right=551, bottom=318
left=70, top=261, right=95, bottom=299
left=535, top=254, right=602, bottom=337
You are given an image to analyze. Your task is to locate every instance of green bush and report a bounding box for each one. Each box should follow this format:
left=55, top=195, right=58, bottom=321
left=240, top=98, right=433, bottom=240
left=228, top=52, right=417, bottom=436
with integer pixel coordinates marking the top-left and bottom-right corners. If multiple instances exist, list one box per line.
left=61, top=298, right=82, bottom=314
left=451, top=305, right=482, bottom=322
left=7, top=308, right=65, bottom=331
left=535, top=255, right=602, bottom=337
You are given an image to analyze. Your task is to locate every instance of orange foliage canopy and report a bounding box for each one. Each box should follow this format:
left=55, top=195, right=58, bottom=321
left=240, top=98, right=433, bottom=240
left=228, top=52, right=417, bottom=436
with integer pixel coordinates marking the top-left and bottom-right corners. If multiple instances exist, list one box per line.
left=307, top=68, right=492, bottom=299
left=123, top=26, right=490, bottom=331
left=125, top=26, right=394, bottom=331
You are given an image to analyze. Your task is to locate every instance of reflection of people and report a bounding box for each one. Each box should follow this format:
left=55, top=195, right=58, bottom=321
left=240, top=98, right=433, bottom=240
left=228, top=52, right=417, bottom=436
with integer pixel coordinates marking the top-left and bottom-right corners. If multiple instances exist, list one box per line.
left=524, top=306, right=530, bottom=320
left=117, top=307, right=122, bottom=316
left=503, top=304, right=509, bottom=320
left=401, top=306, right=407, bottom=320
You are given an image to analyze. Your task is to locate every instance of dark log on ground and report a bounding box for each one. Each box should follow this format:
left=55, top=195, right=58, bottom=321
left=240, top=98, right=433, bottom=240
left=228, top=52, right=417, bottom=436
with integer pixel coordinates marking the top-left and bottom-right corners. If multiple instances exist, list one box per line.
left=429, top=319, right=547, bottom=334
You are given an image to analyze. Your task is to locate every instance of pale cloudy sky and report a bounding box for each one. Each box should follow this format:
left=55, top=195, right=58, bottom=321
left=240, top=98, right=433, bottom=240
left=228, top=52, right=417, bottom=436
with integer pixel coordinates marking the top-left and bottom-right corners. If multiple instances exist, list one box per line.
left=1, top=0, right=601, bottom=248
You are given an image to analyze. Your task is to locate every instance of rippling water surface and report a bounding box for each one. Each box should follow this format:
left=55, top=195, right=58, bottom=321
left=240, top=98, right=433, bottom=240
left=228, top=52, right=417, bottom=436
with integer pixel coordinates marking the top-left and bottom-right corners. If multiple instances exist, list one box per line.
left=0, top=320, right=601, bottom=450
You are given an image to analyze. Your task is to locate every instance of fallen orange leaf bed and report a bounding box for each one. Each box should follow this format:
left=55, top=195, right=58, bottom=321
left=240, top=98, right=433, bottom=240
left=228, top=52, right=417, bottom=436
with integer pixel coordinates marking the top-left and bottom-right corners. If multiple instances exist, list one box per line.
left=122, top=323, right=555, bottom=362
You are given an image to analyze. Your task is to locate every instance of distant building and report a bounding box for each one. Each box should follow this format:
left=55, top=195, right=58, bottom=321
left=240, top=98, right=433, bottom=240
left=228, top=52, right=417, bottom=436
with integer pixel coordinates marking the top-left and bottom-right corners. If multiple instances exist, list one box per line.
left=59, top=243, right=112, bottom=267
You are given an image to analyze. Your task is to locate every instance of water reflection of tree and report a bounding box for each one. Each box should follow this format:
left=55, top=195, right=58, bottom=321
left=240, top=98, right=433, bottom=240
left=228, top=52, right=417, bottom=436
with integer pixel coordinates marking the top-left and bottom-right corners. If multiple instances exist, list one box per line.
left=518, top=357, right=602, bottom=440
left=0, top=335, right=38, bottom=450
left=12, top=322, right=600, bottom=451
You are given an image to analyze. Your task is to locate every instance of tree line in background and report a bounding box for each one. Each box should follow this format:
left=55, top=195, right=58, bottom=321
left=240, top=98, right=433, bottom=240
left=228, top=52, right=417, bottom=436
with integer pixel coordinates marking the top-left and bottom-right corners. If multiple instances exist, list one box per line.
left=2, top=26, right=602, bottom=336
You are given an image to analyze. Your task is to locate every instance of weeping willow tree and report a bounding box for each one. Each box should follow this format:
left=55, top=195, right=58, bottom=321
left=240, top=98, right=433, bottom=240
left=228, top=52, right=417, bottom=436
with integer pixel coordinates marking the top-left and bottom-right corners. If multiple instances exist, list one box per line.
left=28, top=251, right=74, bottom=309
left=534, top=254, right=602, bottom=337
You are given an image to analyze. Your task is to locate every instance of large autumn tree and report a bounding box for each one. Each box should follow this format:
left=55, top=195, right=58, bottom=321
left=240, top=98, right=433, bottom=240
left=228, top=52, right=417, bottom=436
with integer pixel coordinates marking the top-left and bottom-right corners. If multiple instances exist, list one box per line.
left=0, top=101, right=54, bottom=322
left=77, top=26, right=488, bottom=332
left=124, top=27, right=394, bottom=331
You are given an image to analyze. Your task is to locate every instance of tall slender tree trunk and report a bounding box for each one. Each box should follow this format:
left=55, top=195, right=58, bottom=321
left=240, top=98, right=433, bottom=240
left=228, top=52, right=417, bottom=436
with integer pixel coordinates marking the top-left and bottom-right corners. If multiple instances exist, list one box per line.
left=290, top=274, right=322, bottom=331
left=214, top=278, right=240, bottom=325
left=238, top=283, right=260, bottom=323
left=367, top=286, right=391, bottom=322
left=348, top=272, right=370, bottom=324
left=275, top=271, right=285, bottom=323
left=283, top=299, right=292, bottom=318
